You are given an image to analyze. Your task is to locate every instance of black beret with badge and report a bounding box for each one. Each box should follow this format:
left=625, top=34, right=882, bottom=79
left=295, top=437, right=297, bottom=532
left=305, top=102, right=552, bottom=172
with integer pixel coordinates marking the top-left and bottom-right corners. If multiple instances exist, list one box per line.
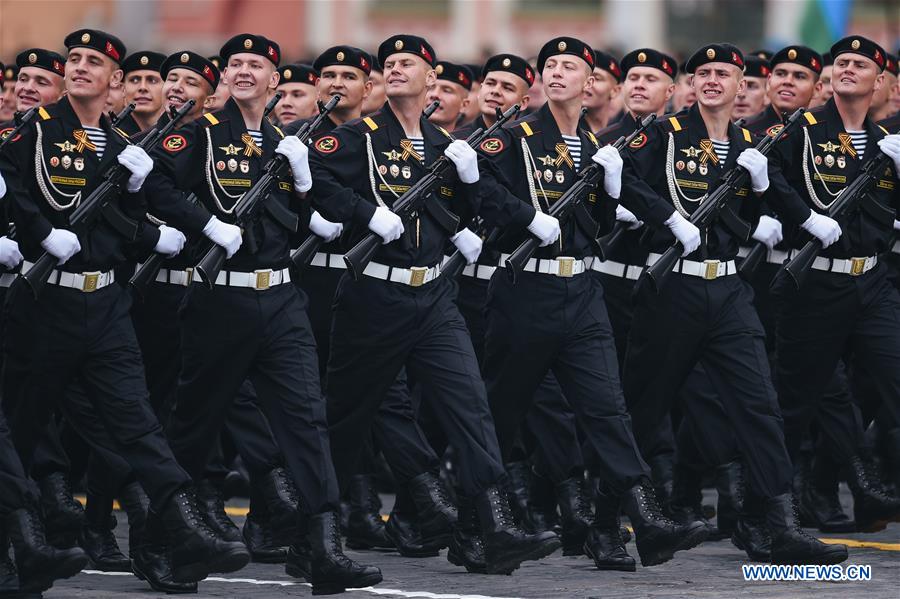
left=64, top=29, right=126, bottom=64
left=435, top=61, right=473, bottom=91
left=15, top=48, right=65, bottom=77
left=278, top=64, right=318, bottom=86
left=751, top=49, right=774, bottom=62
left=122, top=51, right=166, bottom=75
left=482, top=54, right=535, bottom=87
left=161, top=51, right=220, bottom=90
left=314, top=46, right=372, bottom=76
left=377, top=34, right=436, bottom=68
left=830, top=35, right=887, bottom=71
left=220, top=33, right=281, bottom=67
left=885, top=53, right=899, bottom=76
left=2, top=64, right=16, bottom=86
left=464, top=63, right=483, bottom=82
left=620, top=48, right=677, bottom=79
left=770, top=45, right=822, bottom=74
left=208, top=55, right=224, bottom=72
left=593, top=50, right=622, bottom=82
left=822, top=52, right=833, bottom=67
left=685, top=43, right=745, bottom=73
left=537, top=36, right=595, bottom=72
left=743, top=55, right=771, bottom=78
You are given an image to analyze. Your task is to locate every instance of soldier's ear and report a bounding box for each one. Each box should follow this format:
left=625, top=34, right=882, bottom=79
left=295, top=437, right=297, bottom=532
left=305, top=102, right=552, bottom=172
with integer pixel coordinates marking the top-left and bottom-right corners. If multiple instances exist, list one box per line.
left=110, top=68, right=123, bottom=87
left=583, top=73, right=595, bottom=93
left=664, top=83, right=675, bottom=102
left=736, top=77, right=747, bottom=94
left=872, top=71, right=885, bottom=93
left=362, top=77, right=374, bottom=100
left=610, top=83, right=622, bottom=101
left=425, top=68, right=437, bottom=88
left=269, top=67, right=280, bottom=91
left=519, top=93, right=531, bottom=110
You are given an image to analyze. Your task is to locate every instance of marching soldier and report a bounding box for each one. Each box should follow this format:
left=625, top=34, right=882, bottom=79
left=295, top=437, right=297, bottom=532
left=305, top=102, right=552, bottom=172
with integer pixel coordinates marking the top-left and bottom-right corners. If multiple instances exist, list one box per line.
left=0, top=64, right=17, bottom=122
left=10, top=49, right=66, bottom=113
left=361, top=61, right=387, bottom=115
left=732, top=54, right=770, bottom=120
left=273, top=63, right=319, bottom=126
left=426, top=61, right=472, bottom=132
left=581, top=50, right=622, bottom=132
left=810, top=53, right=835, bottom=108
left=869, top=53, right=898, bottom=122
left=204, top=56, right=230, bottom=113
left=0, top=27, right=251, bottom=585
left=119, top=51, right=167, bottom=134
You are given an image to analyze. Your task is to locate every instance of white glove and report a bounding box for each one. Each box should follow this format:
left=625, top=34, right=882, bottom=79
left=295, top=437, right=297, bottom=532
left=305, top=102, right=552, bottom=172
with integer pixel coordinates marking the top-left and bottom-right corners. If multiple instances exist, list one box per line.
left=0, top=236, right=22, bottom=269
left=615, top=204, right=642, bottom=230
left=154, top=225, right=187, bottom=257
left=737, top=148, right=769, bottom=193
left=877, top=135, right=900, bottom=173
left=0, top=171, right=6, bottom=200
left=368, top=206, right=404, bottom=244
left=309, top=210, right=343, bottom=243
left=751, top=215, right=783, bottom=250
left=451, top=228, right=483, bottom=265
left=275, top=136, right=312, bottom=193
left=591, top=145, right=623, bottom=199
left=117, top=146, right=154, bottom=192
left=894, top=219, right=900, bottom=232
left=527, top=212, right=561, bottom=247
left=800, top=211, right=842, bottom=248
left=664, top=211, right=701, bottom=256
left=444, top=140, right=479, bottom=184
left=202, top=216, right=243, bottom=259
left=40, top=228, right=81, bottom=265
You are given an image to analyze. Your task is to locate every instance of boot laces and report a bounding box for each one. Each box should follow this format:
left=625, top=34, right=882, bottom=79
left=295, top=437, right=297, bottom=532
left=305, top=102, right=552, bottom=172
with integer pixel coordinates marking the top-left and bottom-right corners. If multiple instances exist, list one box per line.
left=640, top=482, right=675, bottom=525
left=275, top=469, right=302, bottom=508
left=490, top=488, right=519, bottom=530
left=180, top=493, right=217, bottom=537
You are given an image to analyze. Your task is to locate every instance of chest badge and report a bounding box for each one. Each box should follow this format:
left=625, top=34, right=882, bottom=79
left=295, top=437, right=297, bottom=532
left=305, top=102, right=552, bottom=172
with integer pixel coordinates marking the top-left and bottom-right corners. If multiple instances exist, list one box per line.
left=399, top=139, right=423, bottom=162
left=681, top=146, right=702, bottom=159
left=382, top=149, right=402, bottom=161
left=240, top=133, right=262, bottom=157
left=219, top=143, right=241, bottom=156
left=553, top=143, right=574, bottom=169
left=536, top=154, right=556, bottom=166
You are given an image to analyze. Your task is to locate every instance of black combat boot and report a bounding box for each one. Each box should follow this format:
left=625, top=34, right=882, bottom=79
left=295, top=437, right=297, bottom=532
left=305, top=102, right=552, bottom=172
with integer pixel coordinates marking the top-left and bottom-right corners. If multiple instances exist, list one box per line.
left=383, top=506, right=441, bottom=557
left=344, top=475, right=393, bottom=550
left=117, top=481, right=149, bottom=560
left=800, top=455, right=855, bottom=533
left=243, top=513, right=288, bottom=563
left=646, top=454, right=674, bottom=517
left=447, top=494, right=487, bottom=573
left=504, top=462, right=531, bottom=528
left=844, top=455, right=900, bottom=532
left=37, top=472, right=83, bottom=549
left=159, top=487, right=249, bottom=582
left=78, top=493, right=130, bottom=571
left=728, top=464, right=771, bottom=561
left=476, top=485, right=560, bottom=575
left=6, top=504, right=88, bottom=593
left=258, top=467, right=301, bottom=534
left=590, top=477, right=631, bottom=544
left=714, top=461, right=742, bottom=539
left=621, top=478, right=708, bottom=567
left=285, top=513, right=311, bottom=581
left=407, top=472, right=457, bottom=546
left=195, top=479, right=242, bottom=543
left=554, top=477, right=592, bottom=556
left=526, top=470, right=559, bottom=533
left=766, top=493, right=848, bottom=564
left=669, top=465, right=716, bottom=539
left=307, top=512, right=382, bottom=595
left=132, top=512, right=198, bottom=594
left=583, top=484, right=635, bottom=572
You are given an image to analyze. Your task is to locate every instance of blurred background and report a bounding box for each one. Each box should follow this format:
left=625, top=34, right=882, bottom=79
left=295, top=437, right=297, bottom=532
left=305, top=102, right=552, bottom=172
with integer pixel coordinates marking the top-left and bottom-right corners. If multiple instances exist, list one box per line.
left=0, top=0, right=898, bottom=66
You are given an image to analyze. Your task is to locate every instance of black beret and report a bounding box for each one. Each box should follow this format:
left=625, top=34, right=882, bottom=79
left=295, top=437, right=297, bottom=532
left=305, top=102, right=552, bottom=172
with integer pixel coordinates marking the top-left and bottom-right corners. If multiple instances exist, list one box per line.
left=685, top=43, right=745, bottom=73
left=464, top=63, right=483, bottom=82
left=278, top=64, right=318, bottom=86
left=122, top=51, right=167, bottom=75
left=830, top=35, right=887, bottom=71
left=15, top=48, right=65, bottom=77
left=161, top=51, right=220, bottom=90
left=482, top=54, right=535, bottom=87
left=64, top=29, right=126, bottom=64
left=885, top=53, right=899, bottom=76
left=822, top=52, right=833, bottom=67
left=208, top=56, right=224, bottom=72
left=435, top=62, right=473, bottom=91
left=751, top=49, right=774, bottom=62
left=220, top=33, right=280, bottom=67
left=2, top=64, right=16, bottom=85
left=378, top=34, right=436, bottom=68
left=620, top=48, right=677, bottom=79
left=770, top=45, right=822, bottom=74
left=314, top=46, right=372, bottom=75
left=743, top=55, right=771, bottom=78
left=593, top=50, right=622, bottom=82
left=537, top=37, right=595, bottom=72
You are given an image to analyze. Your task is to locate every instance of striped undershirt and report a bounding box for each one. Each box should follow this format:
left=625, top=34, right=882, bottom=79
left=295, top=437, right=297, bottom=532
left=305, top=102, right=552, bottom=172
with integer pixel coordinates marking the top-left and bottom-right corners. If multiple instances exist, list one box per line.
left=561, top=134, right=581, bottom=170
left=846, top=130, right=866, bottom=159
left=82, top=126, right=107, bottom=159
left=247, top=129, right=263, bottom=150
left=711, top=139, right=729, bottom=165
left=408, top=137, right=425, bottom=161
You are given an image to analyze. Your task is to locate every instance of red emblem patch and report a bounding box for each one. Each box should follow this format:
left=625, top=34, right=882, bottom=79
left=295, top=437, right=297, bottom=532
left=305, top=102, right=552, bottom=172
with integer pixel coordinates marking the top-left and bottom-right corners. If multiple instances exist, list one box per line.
left=0, top=127, right=21, bottom=143
left=628, top=132, right=648, bottom=150
left=314, top=135, right=339, bottom=154
left=766, top=124, right=784, bottom=139
left=162, top=134, right=187, bottom=152
left=105, top=41, right=120, bottom=61
left=479, top=138, right=504, bottom=154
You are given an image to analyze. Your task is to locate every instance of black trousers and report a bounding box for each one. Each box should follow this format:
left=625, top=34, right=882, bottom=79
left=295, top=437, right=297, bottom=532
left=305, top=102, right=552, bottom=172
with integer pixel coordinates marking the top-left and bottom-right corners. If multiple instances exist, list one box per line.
left=327, top=274, right=504, bottom=496
left=168, top=283, right=338, bottom=514
left=0, top=406, right=32, bottom=514
left=484, top=271, right=648, bottom=493
left=623, top=274, right=792, bottom=499
left=774, top=264, right=900, bottom=468
left=2, top=282, right=189, bottom=511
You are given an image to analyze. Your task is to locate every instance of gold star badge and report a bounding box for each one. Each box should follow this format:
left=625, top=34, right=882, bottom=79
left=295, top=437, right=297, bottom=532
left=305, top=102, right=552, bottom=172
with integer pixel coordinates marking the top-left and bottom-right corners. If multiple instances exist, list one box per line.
left=219, top=143, right=241, bottom=156
left=817, top=141, right=840, bottom=153
left=54, top=140, right=77, bottom=153
left=536, top=154, right=556, bottom=166
left=681, top=146, right=702, bottom=159
left=382, top=149, right=402, bottom=161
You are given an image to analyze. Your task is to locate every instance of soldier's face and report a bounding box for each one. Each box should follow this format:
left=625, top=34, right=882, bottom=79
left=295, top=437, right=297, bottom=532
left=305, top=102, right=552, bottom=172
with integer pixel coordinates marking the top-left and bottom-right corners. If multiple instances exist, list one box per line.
left=542, top=56, right=593, bottom=104
left=105, top=81, right=125, bottom=114
left=205, top=78, right=230, bottom=112
left=65, top=48, right=121, bottom=100
left=317, top=65, right=371, bottom=113
left=733, top=76, right=767, bottom=119
left=767, top=64, right=820, bottom=113
left=163, top=69, right=210, bottom=119
left=691, top=63, right=743, bottom=109
left=225, top=53, right=277, bottom=103
left=274, top=83, right=317, bottom=124
left=124, top=69, right=164, bottom=117
left=812, top=65, right=834, bottom=107
left=832, top=53, right=883, bottom=100
left=461, top=80, right=481, bottom=123
left=426, top=80, right=467, bottom=127
left=479, top=71, right=529, bottom=118
left=362, top=70, right=386, bottom=114
left=383, top=54, right=435, bottom=98
left=15, top=67, right=64, bottom=111
left=623, top=67, right=674, bottom=116
left=871, top=71, right=896, bottom=112
left=583, top=67, right=619, bottom=111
